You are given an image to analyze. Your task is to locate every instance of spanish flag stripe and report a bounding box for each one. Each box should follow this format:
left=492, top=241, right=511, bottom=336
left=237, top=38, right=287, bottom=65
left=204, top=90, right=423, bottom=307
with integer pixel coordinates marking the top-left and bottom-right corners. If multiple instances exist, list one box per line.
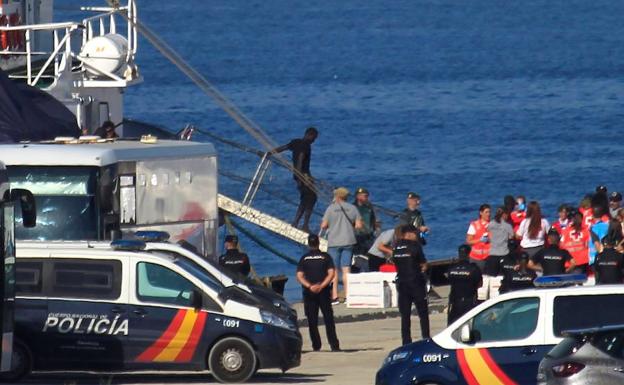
left=462, top=349, right=506, bottom=385
left=136, top=309, right=187, bottom=362
left=154, top=310, right=198, bottom=361
left=175, top=311, right=208, bottom=362
left=457, top=350, right=480, bottom=385
left=479, top=348, right=518, bottom=385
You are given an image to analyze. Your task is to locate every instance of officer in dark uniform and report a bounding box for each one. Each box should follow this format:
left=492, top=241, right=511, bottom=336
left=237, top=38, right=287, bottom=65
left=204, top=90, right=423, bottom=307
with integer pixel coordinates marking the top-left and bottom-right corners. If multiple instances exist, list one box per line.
left=498, top=239, right=520, bottom=294
left=447, top=244, right=482, bottom=325
left=392, top=225, right=429, bottom=345
left=218, top=235, right=251, bottom=277
left=398, top=192, right=429, bottom=244
left=594, top=234, right=624, bottom=284
left=296, top=234, right=340, bottom=351
left=529, top=229, right=575, bottom=276
left=502, top=252, right=536, bottom=292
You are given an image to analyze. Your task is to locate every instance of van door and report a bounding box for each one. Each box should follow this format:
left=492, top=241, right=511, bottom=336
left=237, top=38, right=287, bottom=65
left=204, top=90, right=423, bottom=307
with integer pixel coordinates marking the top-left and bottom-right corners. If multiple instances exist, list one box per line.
left=44, top=258, right=128, bottom=370
left=125, top=260, right=209, bottom=368
left=453, top=296, right=549, bottom=385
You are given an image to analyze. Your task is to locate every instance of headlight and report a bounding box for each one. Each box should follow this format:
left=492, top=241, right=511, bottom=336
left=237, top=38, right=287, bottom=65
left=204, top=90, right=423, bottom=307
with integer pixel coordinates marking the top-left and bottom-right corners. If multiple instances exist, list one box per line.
left=261, top=310, right=296, bottom=331
left=383, top=350, right=411, bottom=366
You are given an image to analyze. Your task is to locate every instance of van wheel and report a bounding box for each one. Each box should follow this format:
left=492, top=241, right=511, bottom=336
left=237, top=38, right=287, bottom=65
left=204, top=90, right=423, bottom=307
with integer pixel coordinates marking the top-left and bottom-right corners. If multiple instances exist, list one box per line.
left=208, top=337, right=257, bottom=383
left=0, top=342, right=31, bottom=382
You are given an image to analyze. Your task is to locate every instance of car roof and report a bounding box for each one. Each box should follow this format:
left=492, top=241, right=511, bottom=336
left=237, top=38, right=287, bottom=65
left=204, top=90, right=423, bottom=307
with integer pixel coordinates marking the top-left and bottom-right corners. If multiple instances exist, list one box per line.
left=16, top=246, right=174, bottom=265
left=0, top=140, right=216, bottom=167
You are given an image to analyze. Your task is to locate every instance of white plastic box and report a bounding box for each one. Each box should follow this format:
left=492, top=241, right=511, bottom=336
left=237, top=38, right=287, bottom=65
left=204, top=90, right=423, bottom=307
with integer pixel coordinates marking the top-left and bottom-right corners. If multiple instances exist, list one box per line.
left=346, top=272, right=398, bottom=308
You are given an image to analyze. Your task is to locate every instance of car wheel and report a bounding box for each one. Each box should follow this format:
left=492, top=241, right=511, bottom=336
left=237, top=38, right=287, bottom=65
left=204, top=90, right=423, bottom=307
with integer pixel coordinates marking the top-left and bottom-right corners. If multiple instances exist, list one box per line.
left=0, top=342, right=31, bottom=382
left=208, top=337, right=257, bottom=383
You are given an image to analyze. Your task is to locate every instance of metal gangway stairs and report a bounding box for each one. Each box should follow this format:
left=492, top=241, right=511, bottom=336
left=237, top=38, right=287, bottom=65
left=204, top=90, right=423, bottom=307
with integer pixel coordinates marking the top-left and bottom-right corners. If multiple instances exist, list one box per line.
left=217, top=193, right=328, bottom=252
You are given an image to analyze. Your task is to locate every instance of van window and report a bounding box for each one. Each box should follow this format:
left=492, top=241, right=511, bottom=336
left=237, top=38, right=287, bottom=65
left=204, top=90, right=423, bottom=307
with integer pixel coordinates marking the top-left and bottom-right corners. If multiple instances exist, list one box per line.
left=50, top=260, right=121, bottom=300
left=553, top=294, right=624, bottom=336
left=470, top=297, right=540, bottom=342
left=137, top=262, right=197, bottom=307
left=15, top=261, right=43, bottom=295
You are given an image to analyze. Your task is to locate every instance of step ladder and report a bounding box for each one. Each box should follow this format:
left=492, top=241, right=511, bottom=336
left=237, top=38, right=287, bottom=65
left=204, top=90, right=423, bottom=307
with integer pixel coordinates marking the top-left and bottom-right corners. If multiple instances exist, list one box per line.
left=218, top=193, right=328, bottom=252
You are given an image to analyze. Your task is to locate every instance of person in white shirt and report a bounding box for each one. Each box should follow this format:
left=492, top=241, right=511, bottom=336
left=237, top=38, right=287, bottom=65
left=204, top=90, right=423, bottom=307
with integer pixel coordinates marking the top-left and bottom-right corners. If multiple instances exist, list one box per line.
left=516, top=201, right=550, bottom=258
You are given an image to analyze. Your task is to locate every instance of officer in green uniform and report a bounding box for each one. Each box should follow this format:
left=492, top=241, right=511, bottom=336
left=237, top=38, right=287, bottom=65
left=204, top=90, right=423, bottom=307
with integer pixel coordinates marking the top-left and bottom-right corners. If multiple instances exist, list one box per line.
left=353, top=187, right=377, bottom=270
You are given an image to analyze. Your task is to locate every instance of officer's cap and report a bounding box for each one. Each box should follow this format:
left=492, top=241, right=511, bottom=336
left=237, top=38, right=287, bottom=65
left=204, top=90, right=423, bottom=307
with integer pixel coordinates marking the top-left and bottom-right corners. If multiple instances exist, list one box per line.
left=407, top=192, right=420, bottom=200
left=596, top=185, right=608, bottom=194
left=224, top=235, right=238, bottom=244
left=356, top=187, right=369, bottom=195
left=610, top=192, right=622, bottom=202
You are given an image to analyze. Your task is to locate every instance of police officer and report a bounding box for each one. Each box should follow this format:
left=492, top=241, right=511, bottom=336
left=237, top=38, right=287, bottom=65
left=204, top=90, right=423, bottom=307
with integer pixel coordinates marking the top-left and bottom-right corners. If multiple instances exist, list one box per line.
left=528, top=229, right=575, bottom=276
left=447, top=244, right=482, bottom=325
left=502, top=252, right=536, bottom=292
left=392, top=224, right=429, bottom=345
left=498, top=239, right=521, bottom=294
left=398, top=192, right=429, bottom=244
left=296, top=234, right=340, bottom=351
left=594, top=233, right=624, bottom=284
left=218, top=235, right=251, bottom=277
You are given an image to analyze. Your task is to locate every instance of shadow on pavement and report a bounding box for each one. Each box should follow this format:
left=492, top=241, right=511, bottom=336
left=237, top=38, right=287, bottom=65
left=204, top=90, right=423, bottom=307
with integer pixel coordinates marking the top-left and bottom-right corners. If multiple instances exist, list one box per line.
left=17, top=371, right=330, bottom=385
left=302, top=347, right=383, bottom=354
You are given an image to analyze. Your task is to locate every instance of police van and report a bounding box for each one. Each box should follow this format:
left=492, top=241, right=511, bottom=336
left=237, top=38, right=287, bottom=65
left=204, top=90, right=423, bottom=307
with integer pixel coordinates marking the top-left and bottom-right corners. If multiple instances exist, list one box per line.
left=376, top=276, right=624, bottom=385
left=9, top=241, right=302, bottom=383
left=18, top=234, right=297, bottom=324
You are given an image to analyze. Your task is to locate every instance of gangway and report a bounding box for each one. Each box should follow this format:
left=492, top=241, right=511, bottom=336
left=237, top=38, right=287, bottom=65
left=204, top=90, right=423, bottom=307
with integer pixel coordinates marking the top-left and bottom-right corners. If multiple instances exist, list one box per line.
left=218, top=194, right=328, bottom=252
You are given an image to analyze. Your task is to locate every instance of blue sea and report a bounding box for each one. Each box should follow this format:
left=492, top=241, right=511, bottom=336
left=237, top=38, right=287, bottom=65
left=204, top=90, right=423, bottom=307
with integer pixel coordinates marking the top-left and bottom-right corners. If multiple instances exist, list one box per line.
left=62, top=0, right=624, bottom=301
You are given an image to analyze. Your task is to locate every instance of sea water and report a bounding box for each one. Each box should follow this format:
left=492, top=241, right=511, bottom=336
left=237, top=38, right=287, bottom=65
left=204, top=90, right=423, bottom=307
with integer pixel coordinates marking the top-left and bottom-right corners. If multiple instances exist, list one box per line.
left=61, top=0, right=624, bottom=300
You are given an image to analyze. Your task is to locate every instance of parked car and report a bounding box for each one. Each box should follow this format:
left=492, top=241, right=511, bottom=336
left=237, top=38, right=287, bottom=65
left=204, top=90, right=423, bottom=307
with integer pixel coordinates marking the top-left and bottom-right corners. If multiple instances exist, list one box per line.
left=537, top=324, right=624, bottom=385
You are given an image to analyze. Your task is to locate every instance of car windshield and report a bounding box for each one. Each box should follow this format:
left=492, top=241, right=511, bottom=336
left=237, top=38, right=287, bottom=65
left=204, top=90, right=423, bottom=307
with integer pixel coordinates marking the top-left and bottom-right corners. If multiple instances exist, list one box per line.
left=8, top=166, right=99, bottom=240
left=172, top=255, right=224, bottom=294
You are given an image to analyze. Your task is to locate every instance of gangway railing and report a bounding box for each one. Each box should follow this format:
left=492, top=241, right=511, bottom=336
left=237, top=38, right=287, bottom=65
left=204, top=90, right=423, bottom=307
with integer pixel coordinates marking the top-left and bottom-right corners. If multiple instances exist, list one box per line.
left=218, top=193, right=328, bottom=252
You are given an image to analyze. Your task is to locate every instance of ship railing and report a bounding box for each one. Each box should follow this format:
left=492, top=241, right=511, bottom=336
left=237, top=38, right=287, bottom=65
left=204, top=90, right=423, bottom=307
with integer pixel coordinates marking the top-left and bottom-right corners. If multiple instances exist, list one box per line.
left=0, top=0, right=137, bottom=88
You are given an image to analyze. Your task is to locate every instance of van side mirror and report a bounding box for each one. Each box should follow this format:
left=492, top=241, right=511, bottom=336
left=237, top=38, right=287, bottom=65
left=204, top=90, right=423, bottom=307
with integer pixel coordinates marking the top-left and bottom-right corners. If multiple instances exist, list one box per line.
left=460, top=324, right=475, bottom=344
left=190, top=289, right=203, bottom=310
left=10, top=189, right=36, bottom=228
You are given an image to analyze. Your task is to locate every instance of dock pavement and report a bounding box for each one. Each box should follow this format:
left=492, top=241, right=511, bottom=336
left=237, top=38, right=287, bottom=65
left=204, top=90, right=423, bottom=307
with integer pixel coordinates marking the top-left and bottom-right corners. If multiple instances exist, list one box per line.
left=21, top=287, right=451, bottom=385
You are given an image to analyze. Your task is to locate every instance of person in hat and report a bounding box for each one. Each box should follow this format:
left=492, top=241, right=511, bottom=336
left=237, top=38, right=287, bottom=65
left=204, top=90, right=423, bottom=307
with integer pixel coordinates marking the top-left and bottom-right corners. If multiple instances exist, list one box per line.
left=352, top=187, right=378, bottom=271
left=447, top=244, right=482, bottom=325
left=320, top=187, right=363, bottom=303
left=296, top=234, right=340, bottom=351
left=609, top=192, right=622, bottom=218
left=398, top=192, right=429, bottom=242
left=271, top=127, right=319, bottom=232
left=392, top=224, right=429, bottom=344
left=528, top=229, right=575, bottom=276
left=218, top=235, right=251, bottom=277
left=94, top=120, right=119, bottom=139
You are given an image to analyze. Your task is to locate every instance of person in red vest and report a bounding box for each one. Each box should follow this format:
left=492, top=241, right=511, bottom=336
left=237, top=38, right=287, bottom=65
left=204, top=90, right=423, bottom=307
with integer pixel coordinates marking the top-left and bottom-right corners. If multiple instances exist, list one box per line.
left=465, top=204, right=491, bottom=272
left=510, top=196, right=526, bottom=233
left=579, top=194, right=594, bottom=230
left=560, top=210, right=590, bottom=274
left=551, top=204, right=571, bottom=234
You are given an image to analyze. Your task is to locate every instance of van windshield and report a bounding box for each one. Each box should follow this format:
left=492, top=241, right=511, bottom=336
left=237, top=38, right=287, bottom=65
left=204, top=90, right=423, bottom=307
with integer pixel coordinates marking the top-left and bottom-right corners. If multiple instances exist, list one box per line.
left=173, top=256, right=224, bottom=294
left=8, top=166, right=99, bottom=240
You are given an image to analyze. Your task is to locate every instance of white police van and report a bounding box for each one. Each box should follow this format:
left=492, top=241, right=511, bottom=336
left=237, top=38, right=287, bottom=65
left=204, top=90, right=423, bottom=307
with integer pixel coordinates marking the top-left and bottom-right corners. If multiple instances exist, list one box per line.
left=17, top=231, right=296, bottom=323
left=377, top=276, right=624, bottom=385
left=10, top=240, right=301, bottom=383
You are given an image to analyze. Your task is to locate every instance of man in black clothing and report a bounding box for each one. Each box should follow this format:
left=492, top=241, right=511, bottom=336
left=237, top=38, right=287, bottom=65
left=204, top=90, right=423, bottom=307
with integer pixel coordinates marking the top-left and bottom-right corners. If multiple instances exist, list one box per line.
left=296, top=234, right=340, bottom=351
left=218, top=235, right=251, bottom=277
left=503, top=252, right=536, bottom=292
left=392, top=225, right=430, bottom=345
left=498, top=240, right=521, bottom=294
left=529, top=230, right=575, bottom=276
left=271, top=127, right=319, bottom=232
left=447, top=244, right=482, bottom=325
left=594, top=236, right=624, bottom=284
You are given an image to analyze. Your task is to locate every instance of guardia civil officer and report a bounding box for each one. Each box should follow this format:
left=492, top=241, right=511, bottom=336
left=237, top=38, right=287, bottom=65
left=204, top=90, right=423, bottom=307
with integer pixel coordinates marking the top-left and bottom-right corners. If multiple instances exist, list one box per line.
left=502, top=252, right=536, bottom=292
left=594, top=232, right=624, bottom=284
left=218, top=235, right=251, bottom=277
left=392, top=224, right=429, bottom=345
left=296, top=234, right=340, bottom=351
left=447, top=244, right=482, bottom=325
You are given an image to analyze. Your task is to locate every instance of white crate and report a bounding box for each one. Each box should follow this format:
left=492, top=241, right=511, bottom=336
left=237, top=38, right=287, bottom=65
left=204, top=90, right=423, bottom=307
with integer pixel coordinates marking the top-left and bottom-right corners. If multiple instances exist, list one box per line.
left=346, top=272, right=398, bottom=308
